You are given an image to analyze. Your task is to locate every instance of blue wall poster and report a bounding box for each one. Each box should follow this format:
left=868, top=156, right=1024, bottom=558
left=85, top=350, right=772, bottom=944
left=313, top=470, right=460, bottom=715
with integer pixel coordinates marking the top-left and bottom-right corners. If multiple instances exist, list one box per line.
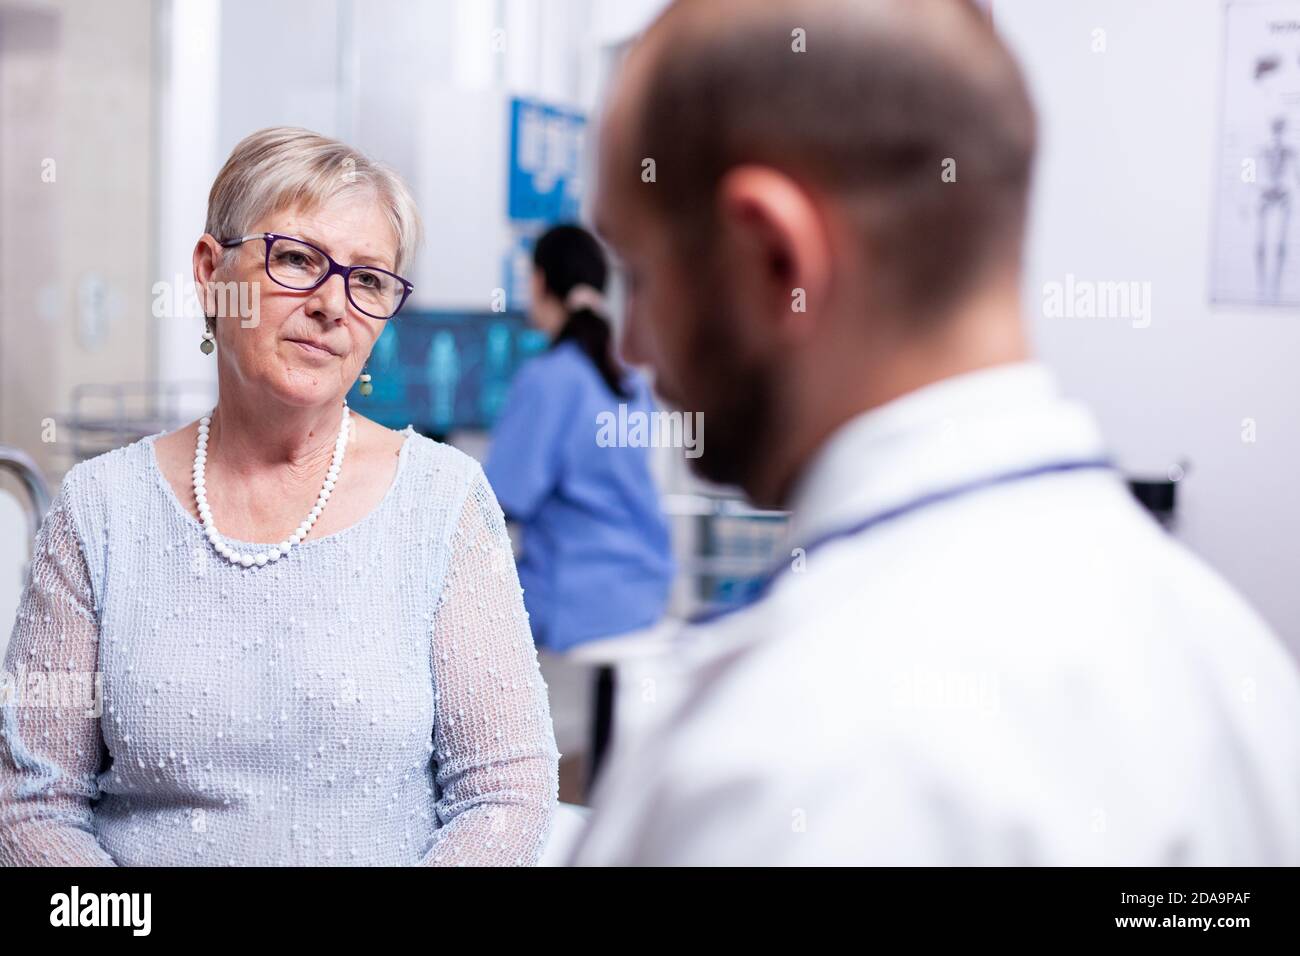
left=508, top=97, right=587, bottom=223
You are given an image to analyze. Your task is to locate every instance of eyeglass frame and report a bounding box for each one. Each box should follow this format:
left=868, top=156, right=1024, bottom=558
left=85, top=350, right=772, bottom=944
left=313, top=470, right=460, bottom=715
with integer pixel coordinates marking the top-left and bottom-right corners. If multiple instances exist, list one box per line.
left=217, top=232, right=415, bottom=320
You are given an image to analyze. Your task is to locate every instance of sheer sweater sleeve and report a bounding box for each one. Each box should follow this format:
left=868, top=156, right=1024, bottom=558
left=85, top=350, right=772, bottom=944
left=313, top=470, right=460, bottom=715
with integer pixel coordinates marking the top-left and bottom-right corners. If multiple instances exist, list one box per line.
left=419, top=464, right=559, bottom=865
left=0, top=483, right=117, bottom=866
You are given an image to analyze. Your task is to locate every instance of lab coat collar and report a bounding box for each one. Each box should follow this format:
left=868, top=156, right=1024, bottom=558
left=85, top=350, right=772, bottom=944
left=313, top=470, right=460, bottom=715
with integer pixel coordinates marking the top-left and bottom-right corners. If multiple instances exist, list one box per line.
left=783, top=360, right=1111, bottom=548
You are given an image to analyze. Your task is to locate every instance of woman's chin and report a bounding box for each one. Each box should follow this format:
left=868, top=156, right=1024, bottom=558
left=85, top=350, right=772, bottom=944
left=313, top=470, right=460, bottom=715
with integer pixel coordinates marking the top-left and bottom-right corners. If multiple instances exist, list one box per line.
left=264, top=365, right=348, bottom=408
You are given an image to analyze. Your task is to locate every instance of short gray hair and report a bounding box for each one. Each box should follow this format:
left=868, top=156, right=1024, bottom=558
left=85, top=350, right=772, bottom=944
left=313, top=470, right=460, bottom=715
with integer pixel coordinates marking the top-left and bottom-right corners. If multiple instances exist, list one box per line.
left=205, top=126, right=422, bottom=275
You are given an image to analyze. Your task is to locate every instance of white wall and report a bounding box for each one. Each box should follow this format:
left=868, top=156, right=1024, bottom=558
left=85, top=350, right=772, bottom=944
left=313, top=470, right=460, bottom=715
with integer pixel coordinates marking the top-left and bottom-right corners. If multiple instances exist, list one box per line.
left=146, top=0, right=1300, bottom=644
left=154, top=0, right=221, bottom=421
left=154, top=0, right=608, bottom=390
left=995, top=0, right=1300, bottom=650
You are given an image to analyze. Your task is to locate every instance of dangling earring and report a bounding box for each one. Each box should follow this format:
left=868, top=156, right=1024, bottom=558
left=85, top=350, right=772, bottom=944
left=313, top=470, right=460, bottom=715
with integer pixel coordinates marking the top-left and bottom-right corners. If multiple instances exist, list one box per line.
left=200, top=317, right=215, bottom=355
left=359, top=364, right=373, bottom=396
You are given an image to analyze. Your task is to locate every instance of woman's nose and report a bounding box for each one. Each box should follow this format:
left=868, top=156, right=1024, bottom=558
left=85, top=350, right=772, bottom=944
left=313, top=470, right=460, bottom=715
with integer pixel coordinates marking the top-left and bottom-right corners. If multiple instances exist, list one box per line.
left=305, top=273, right=349, bottom=323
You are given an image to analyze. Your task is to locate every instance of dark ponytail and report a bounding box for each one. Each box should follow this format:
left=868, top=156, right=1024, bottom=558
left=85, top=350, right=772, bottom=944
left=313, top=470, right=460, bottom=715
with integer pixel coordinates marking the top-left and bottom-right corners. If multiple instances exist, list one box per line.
left=533, top=224, right=630, bottom=400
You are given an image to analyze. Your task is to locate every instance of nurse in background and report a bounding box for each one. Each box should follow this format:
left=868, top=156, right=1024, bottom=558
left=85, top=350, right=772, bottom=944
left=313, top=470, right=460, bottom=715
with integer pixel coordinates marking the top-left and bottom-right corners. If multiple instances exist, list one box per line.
left=486, top=224, right=674, bottom=791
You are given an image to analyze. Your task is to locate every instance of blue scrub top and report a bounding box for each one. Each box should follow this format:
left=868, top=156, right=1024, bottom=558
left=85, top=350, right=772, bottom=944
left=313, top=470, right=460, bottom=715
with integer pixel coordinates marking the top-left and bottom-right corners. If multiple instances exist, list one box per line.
left=484, top=339, right=675, bottom=652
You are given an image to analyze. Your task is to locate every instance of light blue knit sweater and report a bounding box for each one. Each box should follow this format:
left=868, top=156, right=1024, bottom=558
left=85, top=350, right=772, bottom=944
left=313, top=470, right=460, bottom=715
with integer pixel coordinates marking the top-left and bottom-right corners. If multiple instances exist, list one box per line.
left=0, top=429, right=558, bottom=865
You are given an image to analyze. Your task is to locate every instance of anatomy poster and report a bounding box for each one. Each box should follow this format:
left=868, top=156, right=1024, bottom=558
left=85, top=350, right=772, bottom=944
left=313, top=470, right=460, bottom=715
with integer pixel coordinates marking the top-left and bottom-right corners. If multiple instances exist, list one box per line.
left=1211, top=0, right=1300, bottom=307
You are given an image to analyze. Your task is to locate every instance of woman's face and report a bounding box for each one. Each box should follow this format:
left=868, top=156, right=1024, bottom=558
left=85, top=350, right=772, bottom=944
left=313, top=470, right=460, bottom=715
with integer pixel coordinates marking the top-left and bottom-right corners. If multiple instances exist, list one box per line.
left=195, top=192, right=398, bottom=409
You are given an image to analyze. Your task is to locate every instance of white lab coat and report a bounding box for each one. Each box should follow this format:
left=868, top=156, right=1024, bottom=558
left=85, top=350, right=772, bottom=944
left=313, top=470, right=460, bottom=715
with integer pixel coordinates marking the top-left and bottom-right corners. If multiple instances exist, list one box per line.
left=569, top=361, right=1300, bottom=865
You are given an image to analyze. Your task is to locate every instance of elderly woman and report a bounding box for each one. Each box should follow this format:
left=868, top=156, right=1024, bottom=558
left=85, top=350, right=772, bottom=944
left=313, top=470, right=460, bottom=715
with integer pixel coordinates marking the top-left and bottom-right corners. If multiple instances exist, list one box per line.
left=0, top=127, right=559, bottom=866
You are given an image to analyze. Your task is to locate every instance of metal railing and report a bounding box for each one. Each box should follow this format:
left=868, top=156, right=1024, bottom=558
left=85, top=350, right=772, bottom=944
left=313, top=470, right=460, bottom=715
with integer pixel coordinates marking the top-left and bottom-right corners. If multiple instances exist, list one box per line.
left=63, top=380, right=214, bottom=463
left=0, top=445, right=51, bottom=547
left=661, top=491, right=790, bottom=618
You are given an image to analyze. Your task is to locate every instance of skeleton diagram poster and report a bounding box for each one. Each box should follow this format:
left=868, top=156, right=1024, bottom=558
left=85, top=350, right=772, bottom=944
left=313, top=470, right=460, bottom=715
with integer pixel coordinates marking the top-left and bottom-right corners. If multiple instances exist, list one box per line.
left=1211, top=0, right=1300, bottom=307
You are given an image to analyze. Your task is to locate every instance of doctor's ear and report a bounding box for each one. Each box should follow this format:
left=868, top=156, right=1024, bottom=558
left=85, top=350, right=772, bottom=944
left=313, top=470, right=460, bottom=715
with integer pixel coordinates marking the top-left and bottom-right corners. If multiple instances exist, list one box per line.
left=715, top=164, right=833, bottom=343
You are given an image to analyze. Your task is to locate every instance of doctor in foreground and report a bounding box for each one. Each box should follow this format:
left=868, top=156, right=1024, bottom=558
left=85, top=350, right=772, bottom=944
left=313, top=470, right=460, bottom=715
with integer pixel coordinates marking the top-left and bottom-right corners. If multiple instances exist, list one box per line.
left=570, top=0, right=1300, bottom=865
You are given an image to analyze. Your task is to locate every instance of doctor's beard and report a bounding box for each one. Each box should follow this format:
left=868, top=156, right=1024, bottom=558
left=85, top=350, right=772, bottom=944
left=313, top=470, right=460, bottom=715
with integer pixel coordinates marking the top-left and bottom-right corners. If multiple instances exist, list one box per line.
left=677, top=283, right=782, bottom=500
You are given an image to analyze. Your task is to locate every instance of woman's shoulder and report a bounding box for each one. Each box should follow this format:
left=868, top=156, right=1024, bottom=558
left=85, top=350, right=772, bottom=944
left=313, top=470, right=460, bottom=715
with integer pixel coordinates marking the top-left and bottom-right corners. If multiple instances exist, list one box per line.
left=47, top=434, right=160, bottom=558
left=58, top=433, right=155, bottom=507
left=621, top=365, right=654, bottom=400
left=397, top=427, right=485, bottom=492
left=520, top=340, right=597, bottom=387
left=529, top=340, right=641, bottom=402
left=390, top=429, right=501, bottom=552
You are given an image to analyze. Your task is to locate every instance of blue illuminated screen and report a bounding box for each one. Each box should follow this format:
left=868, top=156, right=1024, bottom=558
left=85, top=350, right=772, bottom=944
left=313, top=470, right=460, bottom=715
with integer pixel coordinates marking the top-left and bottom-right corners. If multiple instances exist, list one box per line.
left=345, top=310, right=549, bottom=434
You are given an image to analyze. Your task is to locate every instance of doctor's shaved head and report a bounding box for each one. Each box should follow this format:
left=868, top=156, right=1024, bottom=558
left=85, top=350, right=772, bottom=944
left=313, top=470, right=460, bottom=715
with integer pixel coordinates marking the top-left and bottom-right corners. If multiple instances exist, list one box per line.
left=616, top=0, right=1033, bottom=319
left=595, top=0, right=1039, bottom=504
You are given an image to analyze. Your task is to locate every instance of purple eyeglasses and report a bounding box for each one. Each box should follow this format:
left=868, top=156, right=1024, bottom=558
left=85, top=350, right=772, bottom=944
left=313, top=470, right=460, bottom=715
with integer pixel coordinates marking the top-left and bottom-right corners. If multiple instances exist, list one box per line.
left=219, top=232, right=414, bottom=320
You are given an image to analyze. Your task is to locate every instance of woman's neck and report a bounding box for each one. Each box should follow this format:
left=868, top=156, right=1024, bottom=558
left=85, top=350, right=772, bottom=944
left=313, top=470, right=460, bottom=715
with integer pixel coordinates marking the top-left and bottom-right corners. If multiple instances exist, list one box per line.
left=207, top=385, right=348, bottom=478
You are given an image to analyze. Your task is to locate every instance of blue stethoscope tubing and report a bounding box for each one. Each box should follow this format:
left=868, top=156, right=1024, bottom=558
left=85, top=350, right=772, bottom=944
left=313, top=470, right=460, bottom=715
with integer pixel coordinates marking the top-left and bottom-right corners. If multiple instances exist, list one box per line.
left=690, top=457, right=1116, bottom=626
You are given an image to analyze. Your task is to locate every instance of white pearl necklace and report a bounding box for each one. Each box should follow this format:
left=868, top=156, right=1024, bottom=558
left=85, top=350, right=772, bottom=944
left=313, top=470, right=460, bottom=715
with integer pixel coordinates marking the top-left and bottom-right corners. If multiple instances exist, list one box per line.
left=193, top=403, right=350, bottom=568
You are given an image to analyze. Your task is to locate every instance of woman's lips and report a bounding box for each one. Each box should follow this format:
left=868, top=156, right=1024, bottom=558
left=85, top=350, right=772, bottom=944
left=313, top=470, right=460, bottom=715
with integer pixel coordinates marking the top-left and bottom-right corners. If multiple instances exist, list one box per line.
left=287, top=338, right=336, bottom=359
